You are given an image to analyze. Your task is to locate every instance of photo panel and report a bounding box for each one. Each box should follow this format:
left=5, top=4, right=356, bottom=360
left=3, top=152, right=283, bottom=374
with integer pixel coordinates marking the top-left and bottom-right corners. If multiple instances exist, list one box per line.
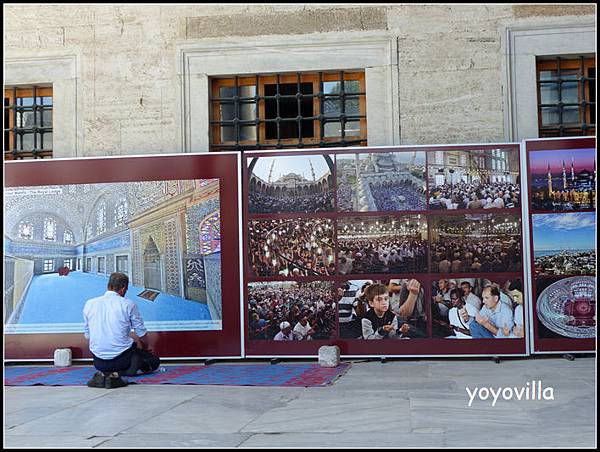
left=430, top=213, right=522, bottom=273
left=431, top=277, right=524, bottom=340
left=427, top=148, right=520, bottom=210
left=336, top=151, right=426, bottom=212
left=337, top=215, right=428, bottom=275
left=535, top=276, right=596, bottom=340
left=248, top=218, right=335, bottom=277
left=4, top=179, right=223, bottom=334
left=248, top=281, right=336, bottom=341
left=338, top=278, right=427, bottom=340
left=248, top=154, right=334, bottom=214
left=532, top=212, right=596, bottom=277
left=528, top=147, right=596, bottom=212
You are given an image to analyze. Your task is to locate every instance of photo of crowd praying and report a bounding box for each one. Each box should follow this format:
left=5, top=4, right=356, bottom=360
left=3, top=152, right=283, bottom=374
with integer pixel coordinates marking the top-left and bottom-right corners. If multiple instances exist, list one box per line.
left=248, top=281, right=336, bottom=341
left=249, top=218, right=334, bottom=277
left=431, top=278, right=524, bottom=339
left=430, top=214, right=522, bottom=273
left=336, top=152, right=426, bottom=212
left=248, top=155, right=334, bottom=214
left=338, top=278, right=427, bottom=340
left=337, top=215, right=428, bottom=275
left=427, top=148, right=520, bottom=210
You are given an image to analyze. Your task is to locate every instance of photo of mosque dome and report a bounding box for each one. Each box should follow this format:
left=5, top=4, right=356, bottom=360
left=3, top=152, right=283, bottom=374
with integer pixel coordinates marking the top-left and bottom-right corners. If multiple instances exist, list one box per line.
left=529, top=148, right=596, bottom=211
left=4, top=179, right=223, bottom=334
left=248, top=155, right=334, bottom=214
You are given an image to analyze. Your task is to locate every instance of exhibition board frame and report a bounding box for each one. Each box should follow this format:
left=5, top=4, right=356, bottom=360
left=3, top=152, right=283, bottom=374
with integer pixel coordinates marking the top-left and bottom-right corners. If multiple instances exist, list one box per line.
left=242, top=143, right=531, bottom=358
left=4, top=139, right=594, bottom=362
left=523, top=136, right=596, bottom=354
left=4, top=153, right=244, bottom=361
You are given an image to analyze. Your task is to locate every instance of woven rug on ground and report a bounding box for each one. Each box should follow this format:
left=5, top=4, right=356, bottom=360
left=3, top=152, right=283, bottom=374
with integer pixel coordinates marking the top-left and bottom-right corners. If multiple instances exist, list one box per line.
left=137, top=289, right=160, bottom=301
left=4, top=363, right=351, bottom=387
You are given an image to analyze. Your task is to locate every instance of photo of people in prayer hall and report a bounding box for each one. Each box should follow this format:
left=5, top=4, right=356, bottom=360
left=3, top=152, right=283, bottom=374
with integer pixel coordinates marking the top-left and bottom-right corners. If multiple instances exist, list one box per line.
left=248, top=281, right=336, bottom=341
left=427, top=148, right=520, bottom=210
left=248, top=218, right=334, bottom=277
left=529, top=148, right=596, bottom=212
left=336, top=152, right=426, bottom=212
left=337, top=215, right=428, bottom=275
left=431, top=278, right=524, bottom=339
left=338, top=278, right=427, bottom=340
left=248, top=155, right=334, bottom=214
left=430, top=214, right=522, bottom=273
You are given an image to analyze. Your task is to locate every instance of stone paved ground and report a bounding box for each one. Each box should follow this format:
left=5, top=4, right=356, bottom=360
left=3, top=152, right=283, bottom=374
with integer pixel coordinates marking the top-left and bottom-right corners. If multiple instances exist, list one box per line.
left=4, top=356, right=596, bottom=448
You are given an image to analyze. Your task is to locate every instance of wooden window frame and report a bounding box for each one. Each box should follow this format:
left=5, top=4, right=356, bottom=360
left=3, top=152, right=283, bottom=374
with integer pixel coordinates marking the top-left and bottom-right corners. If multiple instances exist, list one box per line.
left=210, top=71, right=367, bottom=151
left=536, top=57, right=595, bottom=137
left=4, top=86, right=53, bottom=160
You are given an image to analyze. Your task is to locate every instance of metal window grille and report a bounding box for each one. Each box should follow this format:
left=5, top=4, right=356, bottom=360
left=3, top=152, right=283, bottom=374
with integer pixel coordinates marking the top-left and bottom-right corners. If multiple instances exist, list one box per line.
left=210, top=71, right=367, bottom=152
left=4, top=86, right=53, bottom=160
left=537, top=56, right=595, bottom=137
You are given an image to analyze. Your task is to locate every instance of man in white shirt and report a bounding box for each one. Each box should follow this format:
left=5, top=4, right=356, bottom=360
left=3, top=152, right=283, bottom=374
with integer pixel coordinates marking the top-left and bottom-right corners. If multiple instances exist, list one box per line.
left=293, top=316, right=315, bottom=341
left=460, top=281, right=482, bottom=311
left=274, top=321, right=295, bottom=341
left=83, top=272, right=160, bottom=389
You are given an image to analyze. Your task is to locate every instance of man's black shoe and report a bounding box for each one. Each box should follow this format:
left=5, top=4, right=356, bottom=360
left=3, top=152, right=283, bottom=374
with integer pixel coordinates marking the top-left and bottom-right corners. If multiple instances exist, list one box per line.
left=86, top=371, right=106, bottom=388
left=104, top=372, right=128, bottom=389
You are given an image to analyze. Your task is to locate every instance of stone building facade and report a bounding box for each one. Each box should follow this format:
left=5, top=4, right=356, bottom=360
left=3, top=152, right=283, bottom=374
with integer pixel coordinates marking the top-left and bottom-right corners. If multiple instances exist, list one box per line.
left=4, top=4, right=595, bottom=158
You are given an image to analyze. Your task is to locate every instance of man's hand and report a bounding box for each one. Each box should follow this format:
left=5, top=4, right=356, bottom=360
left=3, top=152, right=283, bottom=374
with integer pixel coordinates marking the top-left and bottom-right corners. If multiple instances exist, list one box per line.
left=407, top=279, right=421, bottom=295
left=399, top=323, right=410, bottom=334
left=382, top=324, right=395, bottom=333
left=138, top=334, right=150, bottom=350
left=476, top=313, right=489, bottom=325
left=459, top=308, right=469, bottom=322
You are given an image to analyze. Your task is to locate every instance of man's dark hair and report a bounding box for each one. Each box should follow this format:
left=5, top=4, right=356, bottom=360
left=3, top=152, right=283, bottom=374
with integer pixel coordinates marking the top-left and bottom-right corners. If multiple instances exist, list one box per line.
left=108, top=272, right=129, bottom=292
left=450, top=288, right=464, bottom=302
left=483, top=284, right=501, bottom=299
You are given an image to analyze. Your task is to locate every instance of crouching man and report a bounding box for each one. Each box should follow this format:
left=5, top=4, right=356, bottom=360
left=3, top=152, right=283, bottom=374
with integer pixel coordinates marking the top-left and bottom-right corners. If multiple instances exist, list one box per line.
left=83, top=272, right=160, bottom=389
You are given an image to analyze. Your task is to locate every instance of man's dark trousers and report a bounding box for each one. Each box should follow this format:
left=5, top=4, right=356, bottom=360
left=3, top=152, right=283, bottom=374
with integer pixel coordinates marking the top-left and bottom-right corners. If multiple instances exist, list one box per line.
left=93, top=343, right=160, bottom=376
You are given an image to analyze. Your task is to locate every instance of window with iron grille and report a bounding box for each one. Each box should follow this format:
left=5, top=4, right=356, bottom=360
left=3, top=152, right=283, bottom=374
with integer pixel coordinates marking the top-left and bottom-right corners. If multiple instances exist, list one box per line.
left=210, top=71, right=367, bottom=151
left=537, top=56, right=595, bottom=137
left=4, top=86, right=53, bottom=160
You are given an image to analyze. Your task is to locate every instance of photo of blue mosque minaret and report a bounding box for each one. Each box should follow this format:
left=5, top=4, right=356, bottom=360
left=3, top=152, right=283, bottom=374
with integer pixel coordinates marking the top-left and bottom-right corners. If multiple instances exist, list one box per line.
left=530, top=150, right=596, bottom=211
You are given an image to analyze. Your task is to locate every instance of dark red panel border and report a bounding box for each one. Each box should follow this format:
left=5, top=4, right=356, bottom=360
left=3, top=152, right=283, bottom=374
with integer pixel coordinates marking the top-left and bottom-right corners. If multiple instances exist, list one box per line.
left=524, top=137, right=596, bottom=353
left=242, top=145, right=527, bottom=356
left=5, top=154, right=242, bottom=360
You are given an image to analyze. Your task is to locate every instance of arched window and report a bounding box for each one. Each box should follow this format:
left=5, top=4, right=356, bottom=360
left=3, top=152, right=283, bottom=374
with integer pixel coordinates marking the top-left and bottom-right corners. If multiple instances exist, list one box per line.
left=115, top=198, right=128, bottom=227
left=97, top=202, right=106, bottom=235
left=64, top=230, right=73, bottom=244
left=199, top=212, right=221, bottom=255
left=44, top=218, right=57, bottom=241
left=18, top=221, right=34, bottom=240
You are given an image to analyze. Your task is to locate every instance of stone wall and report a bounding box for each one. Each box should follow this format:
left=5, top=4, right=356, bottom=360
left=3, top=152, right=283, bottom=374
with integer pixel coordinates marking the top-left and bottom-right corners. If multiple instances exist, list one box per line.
left=4, top=4, right=595, bottom=155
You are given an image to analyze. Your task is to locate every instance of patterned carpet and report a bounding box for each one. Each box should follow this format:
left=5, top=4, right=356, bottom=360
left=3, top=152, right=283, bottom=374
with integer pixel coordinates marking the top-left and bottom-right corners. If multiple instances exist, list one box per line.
left=4, top=363, right=351, bottom=387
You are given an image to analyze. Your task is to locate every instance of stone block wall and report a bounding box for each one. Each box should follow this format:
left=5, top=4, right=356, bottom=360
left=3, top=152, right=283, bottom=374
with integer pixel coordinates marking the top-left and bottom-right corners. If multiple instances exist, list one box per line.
left=3, top=4, right=595, bottom=155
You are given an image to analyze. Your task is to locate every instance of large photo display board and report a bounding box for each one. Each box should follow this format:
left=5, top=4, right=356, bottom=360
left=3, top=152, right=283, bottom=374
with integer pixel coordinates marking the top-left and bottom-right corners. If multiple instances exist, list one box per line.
left=4, top=154, right=242, bottom=360
left=524, top=137, right=596, bottom=353
left=243, top=145, right=528, bottom=357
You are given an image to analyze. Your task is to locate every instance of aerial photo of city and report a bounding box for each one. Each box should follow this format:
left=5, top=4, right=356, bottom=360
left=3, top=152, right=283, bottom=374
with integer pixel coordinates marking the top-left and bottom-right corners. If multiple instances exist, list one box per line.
left=532, top=212, right=596, bottom=276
